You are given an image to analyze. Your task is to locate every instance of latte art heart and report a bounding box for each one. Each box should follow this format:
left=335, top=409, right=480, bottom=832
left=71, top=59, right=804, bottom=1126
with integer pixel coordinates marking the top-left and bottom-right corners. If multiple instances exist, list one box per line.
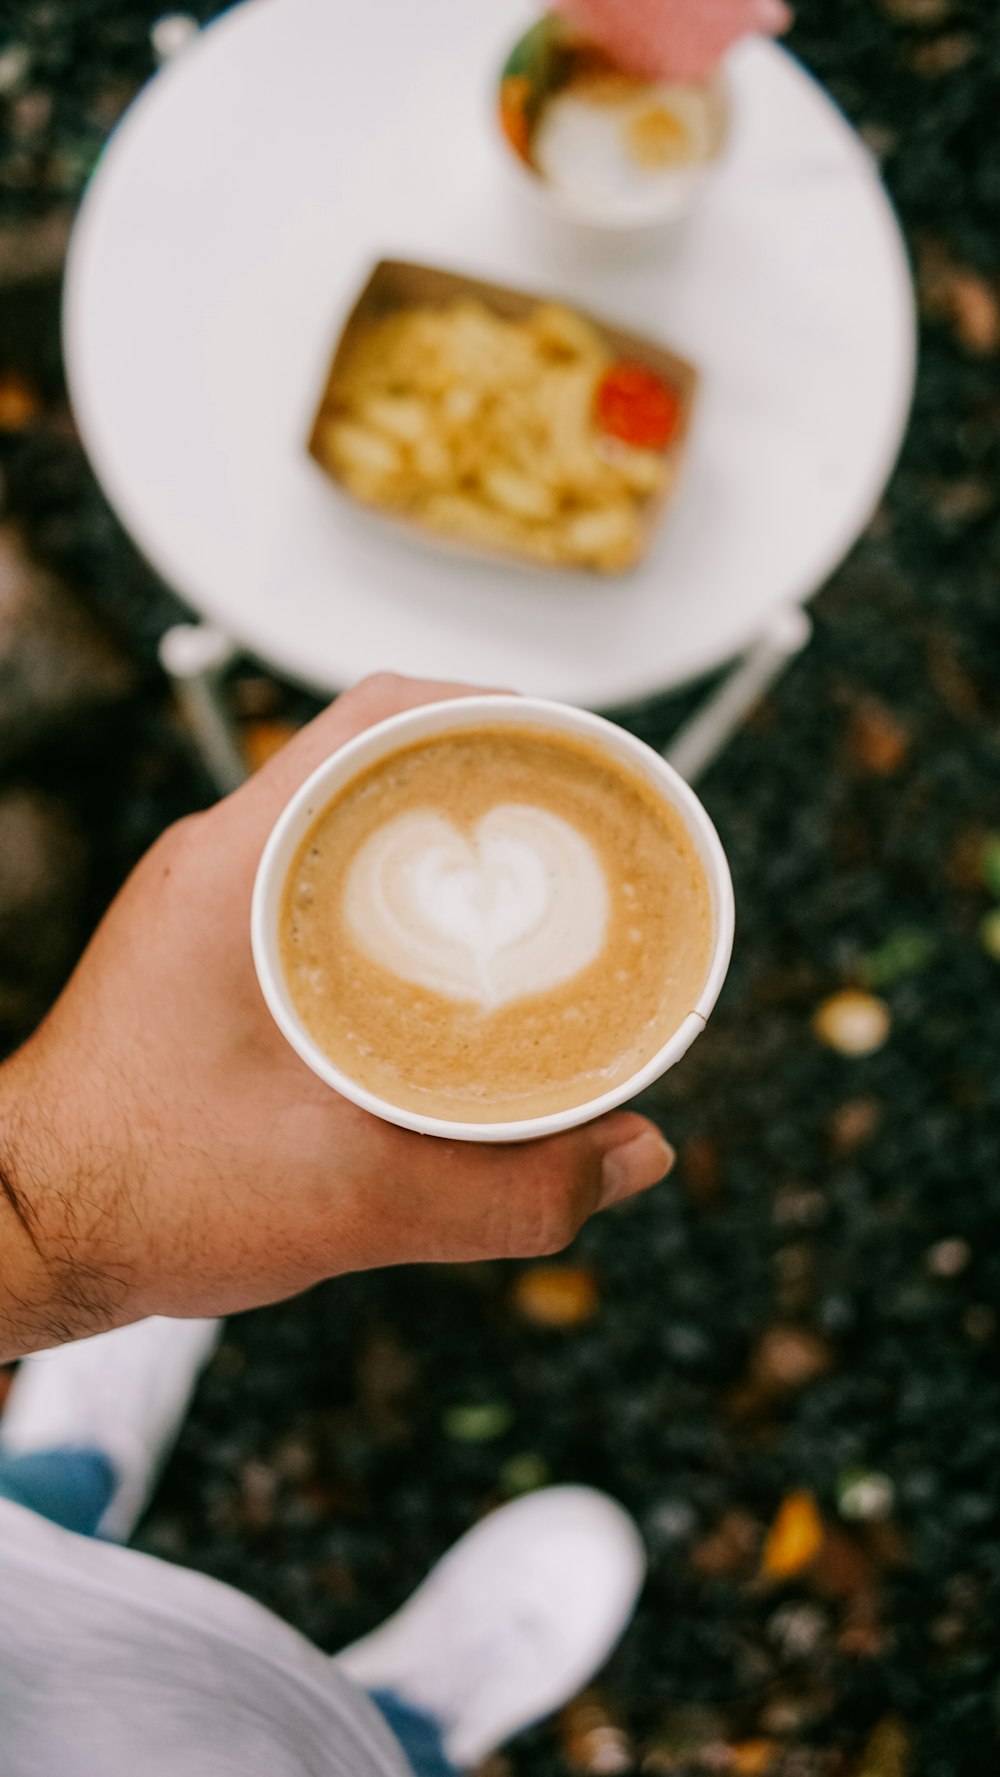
left=281, top=724, right=716, bottom=1123
left=344, top=804, right=609, bottom=1008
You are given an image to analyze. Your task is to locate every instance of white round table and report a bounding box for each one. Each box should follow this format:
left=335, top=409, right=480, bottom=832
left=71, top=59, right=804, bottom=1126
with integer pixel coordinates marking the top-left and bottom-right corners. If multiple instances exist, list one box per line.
left=64, top=0, right=915, bottom=708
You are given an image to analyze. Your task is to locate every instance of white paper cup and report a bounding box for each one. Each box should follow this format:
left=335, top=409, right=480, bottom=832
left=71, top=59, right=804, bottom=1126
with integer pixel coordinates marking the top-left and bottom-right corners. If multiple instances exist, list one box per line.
left=251, top=696, right=734, bottom=1142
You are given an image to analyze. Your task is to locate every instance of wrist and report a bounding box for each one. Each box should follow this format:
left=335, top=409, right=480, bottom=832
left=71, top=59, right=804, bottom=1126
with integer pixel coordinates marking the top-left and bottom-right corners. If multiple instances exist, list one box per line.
left=0, top=1042, right=134, bottom=1359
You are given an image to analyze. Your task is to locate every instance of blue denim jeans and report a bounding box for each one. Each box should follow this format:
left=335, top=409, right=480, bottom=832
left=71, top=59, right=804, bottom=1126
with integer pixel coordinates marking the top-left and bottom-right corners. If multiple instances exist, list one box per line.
left=0, top=1446, right=117, bottom=1535
left=0, top=1446, right=457, bottom=1776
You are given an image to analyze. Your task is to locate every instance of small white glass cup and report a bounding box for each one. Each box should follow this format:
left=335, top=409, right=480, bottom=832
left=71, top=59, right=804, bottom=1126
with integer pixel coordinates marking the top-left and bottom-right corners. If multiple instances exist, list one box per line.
left=251, top=696, right=734, bottom=1143
left=494, top=17, right=732, bottom=235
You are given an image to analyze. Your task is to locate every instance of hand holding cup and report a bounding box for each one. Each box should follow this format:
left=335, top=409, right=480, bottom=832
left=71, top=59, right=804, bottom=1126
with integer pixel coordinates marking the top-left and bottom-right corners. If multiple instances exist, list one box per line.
left=0, top=675, right=679, bottom=1359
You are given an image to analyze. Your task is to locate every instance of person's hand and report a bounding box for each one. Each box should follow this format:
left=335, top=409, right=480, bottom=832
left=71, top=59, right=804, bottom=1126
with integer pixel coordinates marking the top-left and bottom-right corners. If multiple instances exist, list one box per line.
left=0, top=674, right=673, bottom=1358
left=554, top=0, right=791, bottom=83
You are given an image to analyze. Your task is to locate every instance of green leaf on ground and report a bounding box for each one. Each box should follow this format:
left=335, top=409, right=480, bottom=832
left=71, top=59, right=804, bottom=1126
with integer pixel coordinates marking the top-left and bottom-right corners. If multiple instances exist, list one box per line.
left=980, top=835, right=1000, bottom=898
left=860, top=929, right=936, bottom=987
left=442, top=1402, right=515, bottom=1443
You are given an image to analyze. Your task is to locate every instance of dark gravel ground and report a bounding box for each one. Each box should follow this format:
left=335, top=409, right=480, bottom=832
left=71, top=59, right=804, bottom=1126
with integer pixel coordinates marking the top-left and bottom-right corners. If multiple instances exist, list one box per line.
left=1, top=3, right=999, bottom=1775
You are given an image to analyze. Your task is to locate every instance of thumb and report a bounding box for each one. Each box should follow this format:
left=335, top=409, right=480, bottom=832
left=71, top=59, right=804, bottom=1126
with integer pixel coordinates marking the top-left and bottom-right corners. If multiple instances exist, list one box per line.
left=588, top=1112, right=675, bottom=1209
left=355, top=1108, right=675, bottom=1267
left=473, top=1111, right=676, bottom=1263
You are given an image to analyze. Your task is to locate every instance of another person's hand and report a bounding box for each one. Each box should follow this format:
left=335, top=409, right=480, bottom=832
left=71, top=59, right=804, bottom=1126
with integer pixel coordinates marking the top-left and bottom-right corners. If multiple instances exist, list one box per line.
left=0, top=675, right=672, bottom=1358
left=553, top=0, right=791, bottom=83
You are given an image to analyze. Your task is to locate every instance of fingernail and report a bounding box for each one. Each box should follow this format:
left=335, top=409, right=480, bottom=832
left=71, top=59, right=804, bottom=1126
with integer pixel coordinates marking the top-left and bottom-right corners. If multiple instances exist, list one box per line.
left=600, top=1130, right=675, bottom=1208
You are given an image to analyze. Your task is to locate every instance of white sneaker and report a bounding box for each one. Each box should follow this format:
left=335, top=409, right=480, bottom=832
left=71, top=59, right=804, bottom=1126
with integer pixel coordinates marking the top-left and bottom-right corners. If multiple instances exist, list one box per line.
left=0, top=1316, right=220, bottom=1540
left=334, top=1485, right=645, bottom=1768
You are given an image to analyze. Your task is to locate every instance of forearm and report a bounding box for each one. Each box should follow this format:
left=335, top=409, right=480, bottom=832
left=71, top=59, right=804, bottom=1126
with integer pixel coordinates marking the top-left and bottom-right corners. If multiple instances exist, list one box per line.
left=0, top=1046, right=132, bottom=1361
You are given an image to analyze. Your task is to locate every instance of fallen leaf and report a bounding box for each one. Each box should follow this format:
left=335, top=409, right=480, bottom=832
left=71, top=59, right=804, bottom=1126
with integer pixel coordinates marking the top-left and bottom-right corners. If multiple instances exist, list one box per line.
left=559, top=1691, right=634, bottom=1775
left=750, top=1326, right=834, bottom=1393
left=851, top=1715, right=910, bottom=1777
left=680, top=1135, right=723, bottom=1207
left=945, top=268, right=1000, bottom=353
left=908, top=32, right=975, bottom=74
left=925, top=1236, right=970, bottom=1277
left=838, top=1610, right=893, bottom=1659
left=827, top=1097, right=882, bottom=1154
left=243, top=719, right=301, bottom=772
left=773, top=1242, right=814, bottom=1317
left=442, top=1402, right=514, bottom=1442
left=860, top=929, right=935, bottom=988
left=772, top=1185, right=828, bottom=1228
left=879, top=0, right=953, bottom=19
left=926, top=477, right=994, bottom=525
left=845, top=699, right=911, bottom=775
left=979, top=835, right=1000, bottom=898
left=499, top=1451, right=550, bottom=1494
left=761, top=1491, right=825, bottom=1580
left=0, top=372, right=40, bottom=430
left=813, top=991, right=891, bottom=1057
left=917, top=241, right=999, bottom=350
left=691, top=1508, right=762, bottom=1577
left=730, top=1741, right=780, bottom=1775
left=809, top=1525, right=874, bottom=1598
left=511, top=1264, right=599, bottom=1328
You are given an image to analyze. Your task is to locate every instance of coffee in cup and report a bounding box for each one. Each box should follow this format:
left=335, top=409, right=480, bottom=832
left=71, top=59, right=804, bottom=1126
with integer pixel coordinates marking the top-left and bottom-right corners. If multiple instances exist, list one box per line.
left=252, top=697, right=733, bottom=1142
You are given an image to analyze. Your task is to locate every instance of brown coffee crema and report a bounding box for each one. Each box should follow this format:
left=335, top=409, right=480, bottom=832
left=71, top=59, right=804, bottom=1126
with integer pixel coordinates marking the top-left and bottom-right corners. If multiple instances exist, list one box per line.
left=279, top=727, right=713, bottom=1121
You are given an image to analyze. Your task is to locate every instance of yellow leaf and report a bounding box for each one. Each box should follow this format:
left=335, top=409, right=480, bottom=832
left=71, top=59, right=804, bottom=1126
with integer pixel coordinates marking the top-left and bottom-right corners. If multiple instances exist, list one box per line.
left=511, top=1265, right=599, bottom=1328
left=855, top=1715, right=910, bottom=1777
left=731, top=1740, right=780, bottom=1775
left=242, top=720, right=301, bottom=773
left=761, top=1490, right=825, bottom=1579
left=0, top=373, right=40, bottom=431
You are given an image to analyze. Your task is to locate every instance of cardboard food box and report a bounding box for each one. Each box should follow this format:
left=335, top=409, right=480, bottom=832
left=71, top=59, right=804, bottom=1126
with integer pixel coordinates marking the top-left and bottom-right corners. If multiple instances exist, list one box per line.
left=308, top=258, right=698, bottom=576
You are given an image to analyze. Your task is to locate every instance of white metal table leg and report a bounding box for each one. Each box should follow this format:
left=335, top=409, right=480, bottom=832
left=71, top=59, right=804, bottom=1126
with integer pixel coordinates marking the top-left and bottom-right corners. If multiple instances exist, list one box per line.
left=663, top=604, right=813, bottom=784
left=158, top=604, right=811, bottom=797
left=159, top=624, right=248, bottom=795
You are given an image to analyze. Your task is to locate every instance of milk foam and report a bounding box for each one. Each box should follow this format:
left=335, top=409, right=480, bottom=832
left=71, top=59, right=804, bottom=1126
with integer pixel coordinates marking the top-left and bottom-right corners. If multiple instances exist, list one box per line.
left=343, top=803, right=609, bottom=1009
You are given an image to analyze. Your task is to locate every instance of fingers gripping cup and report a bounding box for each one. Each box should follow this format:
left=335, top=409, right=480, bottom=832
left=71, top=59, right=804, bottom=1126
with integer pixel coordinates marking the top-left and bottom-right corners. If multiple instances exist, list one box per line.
left=252, top=698, right=734, bottom=1142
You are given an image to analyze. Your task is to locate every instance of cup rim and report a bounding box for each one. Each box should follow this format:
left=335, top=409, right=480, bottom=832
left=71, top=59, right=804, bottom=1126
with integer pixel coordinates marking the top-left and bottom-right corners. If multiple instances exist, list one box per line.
left=251, top=695, right=734, bottom=1142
